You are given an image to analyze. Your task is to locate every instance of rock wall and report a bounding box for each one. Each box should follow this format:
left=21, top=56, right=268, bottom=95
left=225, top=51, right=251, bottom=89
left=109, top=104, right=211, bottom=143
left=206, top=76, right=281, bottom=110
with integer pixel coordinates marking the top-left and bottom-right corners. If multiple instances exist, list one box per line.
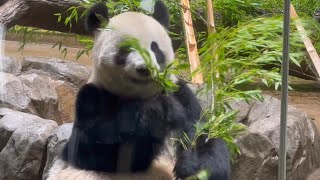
left=0, top=57, right=91, bottom=124
left=230, top=96, right=320, bottom=180
left=1, top=57, right=319, bottom=180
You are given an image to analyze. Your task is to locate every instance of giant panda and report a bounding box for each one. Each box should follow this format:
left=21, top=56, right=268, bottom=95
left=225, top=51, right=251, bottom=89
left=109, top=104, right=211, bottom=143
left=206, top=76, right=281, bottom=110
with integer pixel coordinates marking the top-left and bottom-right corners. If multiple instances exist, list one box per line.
left=47, top=1, right=231, bottom=180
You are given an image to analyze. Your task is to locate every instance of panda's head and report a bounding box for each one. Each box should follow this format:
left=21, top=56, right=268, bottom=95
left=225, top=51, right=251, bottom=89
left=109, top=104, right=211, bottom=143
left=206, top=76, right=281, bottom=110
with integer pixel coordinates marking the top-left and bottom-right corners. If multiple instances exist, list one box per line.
left=86, top=1, right=176, bottom=99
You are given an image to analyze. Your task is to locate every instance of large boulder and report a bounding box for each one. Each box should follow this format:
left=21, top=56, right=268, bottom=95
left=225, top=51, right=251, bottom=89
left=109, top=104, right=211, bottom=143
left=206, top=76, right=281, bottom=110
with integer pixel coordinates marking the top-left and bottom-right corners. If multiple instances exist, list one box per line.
left=229, top=100, right=254, bottom=123
left=0, top=108, right=58, bottom=180
left=21, top=57, right=91, bottom=87
left=232, top=130, right=278, bottom=180
left=0, top=56, right=21, bottom=75
left=19, top=73, right=76, bottom=124
left=0, top=72, right=37, bottom=115
left=42, top=123, right=73, bottom=180
left=0, top=57, right=86, bottom=124
left=308, top=168, right=320, bottom=180
left=231, top=96, right=320, bottom=180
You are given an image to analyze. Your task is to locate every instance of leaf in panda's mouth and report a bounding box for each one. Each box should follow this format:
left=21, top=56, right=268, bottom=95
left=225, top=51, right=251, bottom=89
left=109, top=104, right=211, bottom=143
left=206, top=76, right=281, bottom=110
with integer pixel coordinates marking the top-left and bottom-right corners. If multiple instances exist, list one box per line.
left=119, top=37, right=179, bottom=93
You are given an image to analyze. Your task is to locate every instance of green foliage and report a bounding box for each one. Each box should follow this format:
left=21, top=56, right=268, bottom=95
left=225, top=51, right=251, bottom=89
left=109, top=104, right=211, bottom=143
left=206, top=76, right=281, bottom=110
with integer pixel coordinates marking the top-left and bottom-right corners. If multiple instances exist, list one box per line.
left=184, top=16, right=311, bottom=159
left=185, top=169, right=211, bottom=180
left=54, top=6, right=80, bottom=29
left=213, top=0, right=282, bottom=27
left=212, top=0, right=320, bottom=27
left=292, top=0, right=320, bottom=17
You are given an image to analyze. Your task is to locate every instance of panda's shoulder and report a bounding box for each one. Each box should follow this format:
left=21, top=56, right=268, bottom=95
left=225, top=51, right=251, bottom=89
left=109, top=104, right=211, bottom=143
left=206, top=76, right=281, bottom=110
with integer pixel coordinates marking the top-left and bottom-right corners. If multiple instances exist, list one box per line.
left=173, top=79, right=201, bottom=106
left=75, top=83, right=118, bottom=117
left=77, top=83, right=115, bottom=100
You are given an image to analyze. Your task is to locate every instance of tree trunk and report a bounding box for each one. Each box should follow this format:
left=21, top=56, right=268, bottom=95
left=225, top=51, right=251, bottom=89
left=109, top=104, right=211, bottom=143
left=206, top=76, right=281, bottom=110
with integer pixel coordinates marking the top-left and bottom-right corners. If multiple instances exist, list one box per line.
left=0, top=0, right=88, bottom=35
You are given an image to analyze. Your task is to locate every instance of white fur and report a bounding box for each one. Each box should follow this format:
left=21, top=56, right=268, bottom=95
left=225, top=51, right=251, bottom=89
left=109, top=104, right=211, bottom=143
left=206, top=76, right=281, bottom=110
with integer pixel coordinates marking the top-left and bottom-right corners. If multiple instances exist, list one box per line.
left=88, top=12, right=176, bottom=99
left=47, top=137, right=177, bottom=180
left=47, top=155, right=175, bottom=180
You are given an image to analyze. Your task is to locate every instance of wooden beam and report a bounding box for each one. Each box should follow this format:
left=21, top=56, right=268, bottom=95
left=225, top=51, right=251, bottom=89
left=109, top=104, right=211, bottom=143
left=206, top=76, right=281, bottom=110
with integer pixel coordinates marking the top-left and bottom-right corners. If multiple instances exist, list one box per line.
left=180, top=0, right=203, bottom=84
left=206, top=0, right=216, bottom=34
left=290, top=4, right=320, bottom=78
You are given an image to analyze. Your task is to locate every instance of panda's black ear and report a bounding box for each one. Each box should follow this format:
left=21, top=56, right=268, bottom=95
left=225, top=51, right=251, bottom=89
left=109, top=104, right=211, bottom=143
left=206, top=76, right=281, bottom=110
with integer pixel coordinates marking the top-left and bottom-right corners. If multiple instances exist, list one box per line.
left=85, top=3, right=109, bottom=34
left=152, top=0, right=170, bottom=29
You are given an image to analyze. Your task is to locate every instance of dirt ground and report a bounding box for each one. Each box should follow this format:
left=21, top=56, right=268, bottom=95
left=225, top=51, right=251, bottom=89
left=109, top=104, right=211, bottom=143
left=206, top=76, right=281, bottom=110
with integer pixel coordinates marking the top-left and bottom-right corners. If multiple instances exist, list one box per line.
left=4, top=40, right=93, bottom=66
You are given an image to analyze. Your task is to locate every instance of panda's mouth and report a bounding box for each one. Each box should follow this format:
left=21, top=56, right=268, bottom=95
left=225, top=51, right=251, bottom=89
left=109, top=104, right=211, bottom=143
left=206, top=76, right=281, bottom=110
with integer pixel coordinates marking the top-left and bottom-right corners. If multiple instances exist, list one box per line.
left=128, top=76, right=153, bottom=84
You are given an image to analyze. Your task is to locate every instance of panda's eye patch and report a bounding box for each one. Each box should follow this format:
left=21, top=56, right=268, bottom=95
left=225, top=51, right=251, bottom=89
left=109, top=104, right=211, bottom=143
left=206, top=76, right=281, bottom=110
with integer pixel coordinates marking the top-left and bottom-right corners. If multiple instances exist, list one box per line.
left=114, top=47, right=130, bottom=65
left=150, top=41, right=165, bottom=64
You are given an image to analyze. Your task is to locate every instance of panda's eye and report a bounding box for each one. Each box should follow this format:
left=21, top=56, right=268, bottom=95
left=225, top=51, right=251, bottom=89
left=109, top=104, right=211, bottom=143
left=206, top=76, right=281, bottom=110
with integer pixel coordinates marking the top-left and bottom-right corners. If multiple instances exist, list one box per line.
left=114, top=48, right=130, bottom=65
left=151, top=41, right=158, bottom=51
left=150, top=41, right=165, bottom=64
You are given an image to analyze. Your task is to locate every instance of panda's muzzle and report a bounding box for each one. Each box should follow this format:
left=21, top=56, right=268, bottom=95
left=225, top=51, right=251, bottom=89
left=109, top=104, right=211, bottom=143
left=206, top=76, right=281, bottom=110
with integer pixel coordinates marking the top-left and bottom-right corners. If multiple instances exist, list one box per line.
left=135, top=64, right=150, bottom=77
left=129, top=64, right=154, bottom=84
left=128, top=76, right=153, bottom=84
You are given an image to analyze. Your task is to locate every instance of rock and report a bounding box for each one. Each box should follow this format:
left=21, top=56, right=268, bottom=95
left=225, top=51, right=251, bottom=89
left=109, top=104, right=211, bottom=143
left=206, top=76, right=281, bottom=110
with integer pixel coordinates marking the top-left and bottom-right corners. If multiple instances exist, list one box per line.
left=19, top=73, right=76, bottom=124
left=21, top=57, right=91, bottom=87
left=0, top=108, right=58, bottom=180
left=229, top=100, right=254, bottom=123
left=55, top=83, right=76, bottom=123
left=232, top=95, right=320, bottom=180
left=0, top=56, right=21, bottom=75
left=248, top=96, right=320, bottom=180
left=231, top=129, right=277, bottom=180
left=308, top=168, right=320, bottom=180
left=19, top=74, right=60, bottom=123
left=42, top=123, right=73, bottom=180
left=191, top=84, right=254, bottom=123
left=0, top=72, right=37, bottom=115
left=187, top=83, right=212, bottom=109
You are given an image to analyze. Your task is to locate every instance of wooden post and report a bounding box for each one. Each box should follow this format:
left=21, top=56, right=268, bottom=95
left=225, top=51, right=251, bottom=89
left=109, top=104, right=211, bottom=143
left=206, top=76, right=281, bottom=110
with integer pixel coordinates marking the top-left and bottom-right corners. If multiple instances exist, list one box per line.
left=290, top=4, right=320, bottom=78
left=206, top=0, right=216, bottom=34
left=180, top=0, right=203, bottom=84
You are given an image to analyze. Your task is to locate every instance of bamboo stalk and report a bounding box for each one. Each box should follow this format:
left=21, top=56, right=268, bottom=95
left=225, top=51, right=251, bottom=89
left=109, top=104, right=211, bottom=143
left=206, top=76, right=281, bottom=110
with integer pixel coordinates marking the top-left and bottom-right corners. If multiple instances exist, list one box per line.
left=180, top=0, right=203, bottom=84
left=290, top=4, right=320, bottom=78
left=206, top=0, right=216, bottom=34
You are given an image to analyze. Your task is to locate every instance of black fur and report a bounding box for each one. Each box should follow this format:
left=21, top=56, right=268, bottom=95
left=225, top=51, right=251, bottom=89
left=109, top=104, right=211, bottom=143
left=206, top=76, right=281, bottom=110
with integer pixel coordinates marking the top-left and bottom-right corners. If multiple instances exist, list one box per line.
left=85, top=2, right=109, bottom=34
left=172, top=81, right=231, bottom=180
left=85, top=1, right=169, bottom=33
left=62, top=83, right=186, bottom=172
left=151, top=41, right=166, bottom=65
left=174, top=136, right=231, bottom=180
left=61, top=80, right=230, bottom=179
left=152, top=0, right=170, bottom=29
left=114, top=48, right=130, bottom=65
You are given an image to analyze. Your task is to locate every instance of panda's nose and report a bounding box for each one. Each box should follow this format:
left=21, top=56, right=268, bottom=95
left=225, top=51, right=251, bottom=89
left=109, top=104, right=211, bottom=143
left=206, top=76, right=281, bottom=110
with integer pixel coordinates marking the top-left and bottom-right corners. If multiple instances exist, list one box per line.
left=135, top=65, right=150, bottom=76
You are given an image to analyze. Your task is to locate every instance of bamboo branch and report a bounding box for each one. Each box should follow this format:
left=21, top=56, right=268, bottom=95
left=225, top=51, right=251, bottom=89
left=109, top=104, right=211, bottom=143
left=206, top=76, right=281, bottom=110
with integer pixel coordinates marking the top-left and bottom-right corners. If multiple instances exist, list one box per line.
left=180, top=0, right=203, bottom=84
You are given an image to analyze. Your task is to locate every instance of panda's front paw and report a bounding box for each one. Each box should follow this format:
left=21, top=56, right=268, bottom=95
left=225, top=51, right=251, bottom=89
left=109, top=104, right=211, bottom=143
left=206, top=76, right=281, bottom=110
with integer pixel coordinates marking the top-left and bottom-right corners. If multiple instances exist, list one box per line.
left=173, top=148, right=200, bottom=179
left=174, top=136, right=231, bottom=180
